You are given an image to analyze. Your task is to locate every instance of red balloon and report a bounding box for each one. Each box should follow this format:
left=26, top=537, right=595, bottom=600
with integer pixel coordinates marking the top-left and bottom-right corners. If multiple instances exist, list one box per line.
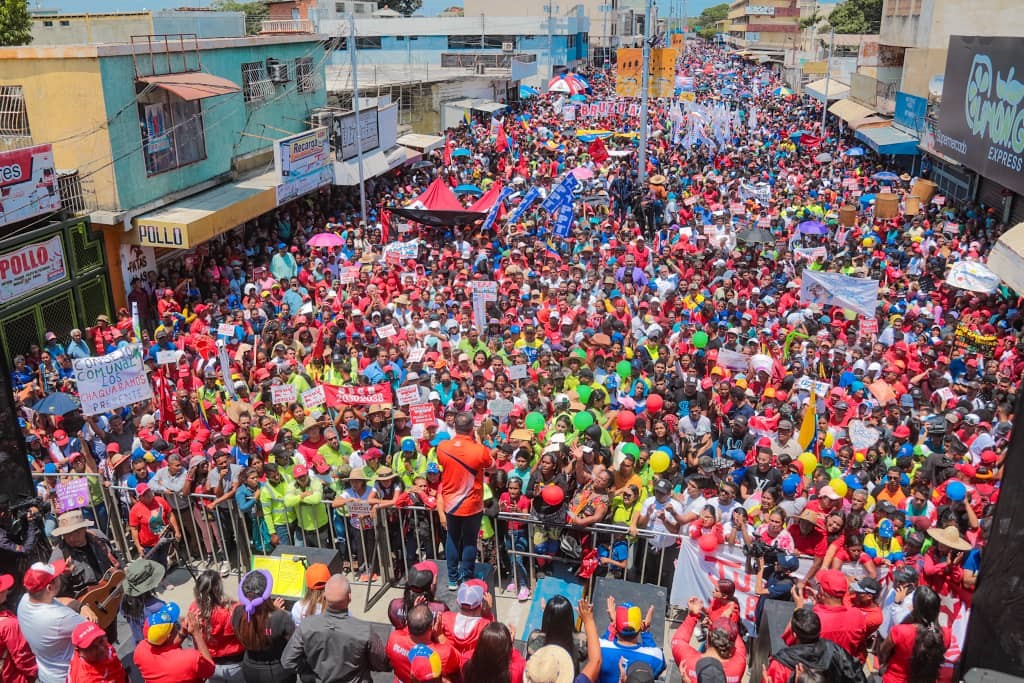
left=646, top=394, right=664, bottom=414
left=616, top=411, right=636, bottom=430
left=540, top=485, right=565, bottom=507
left=698, top=533, right=719, bottom=552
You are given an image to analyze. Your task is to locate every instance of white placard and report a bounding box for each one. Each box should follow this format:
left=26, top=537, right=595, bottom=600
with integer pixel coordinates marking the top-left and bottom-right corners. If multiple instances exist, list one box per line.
left=156, top=349, right=183, bottom=365
left=509, top=364, right=529, bottom=380
left=347, top=501, right=373, bottom=515
left=73, top=344, right=154, bottom=416
left=407, top=347, right=426, bottom=364
left=795, top=376, right=831, bottom=397
left=377, top=324, right=397, bottom=339
left=217, top=323, right=236, bottom=337
left=396, top=385, right=419, bottom=406
left=270, top=383, right=297, bottom=405
left=302, top=385, right=326, bottom=408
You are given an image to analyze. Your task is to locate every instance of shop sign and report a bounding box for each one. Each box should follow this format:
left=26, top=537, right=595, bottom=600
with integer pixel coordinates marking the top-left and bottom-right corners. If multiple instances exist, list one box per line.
left=119, top=243, right=155, bottom=296
left=332, top=107, right=380, bottom=162
left=0, top=144, right=62, bottom=228
left=894, top=92, right=928, bottom=133
left=934, top=36, right=1024, bottom=196
left=136, top=221, right=189, bottom=249
left=274, top=127, right=333, bottom=205
left=747, top=5, right=774, bottom=15
left=0, top=235, right=68, bottom=305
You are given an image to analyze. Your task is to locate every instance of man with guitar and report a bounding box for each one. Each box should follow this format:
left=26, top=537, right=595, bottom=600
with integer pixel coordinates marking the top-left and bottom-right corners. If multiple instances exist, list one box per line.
left=49, top=510, right=122, bottom=642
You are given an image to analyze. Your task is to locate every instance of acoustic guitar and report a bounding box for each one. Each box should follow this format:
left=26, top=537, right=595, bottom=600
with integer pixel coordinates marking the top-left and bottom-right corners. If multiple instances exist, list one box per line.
left=77, top=568, right=126, bottom=630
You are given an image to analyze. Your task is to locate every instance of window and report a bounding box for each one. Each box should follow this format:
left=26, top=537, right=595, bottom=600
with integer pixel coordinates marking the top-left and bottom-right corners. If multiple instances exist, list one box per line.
left=43, top=20, right=53, bottom=26
left=483, top=35, right=516, bottom=49
left=0, top=85, right=30, bottom=138
left=567, top=35, right=576, bottom=49
left=335, top=2, right=347, bottom=12
left=295, top=57, right=317, bottom=93
left=241, top=61, right=273, bottom=103
left=448, top=35, right=481, bottom=49
left=138, top=91, right=206, bottom=175
left=60, top=20, right=70, bottom=26
left=355, top=37, right=382, bottom=49
left=395, top=35, right=406, bottom=41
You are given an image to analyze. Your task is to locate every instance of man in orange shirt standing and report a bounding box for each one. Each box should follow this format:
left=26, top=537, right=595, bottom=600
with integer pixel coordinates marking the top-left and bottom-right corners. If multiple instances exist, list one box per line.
left=436, top=412, right=493, bottom=590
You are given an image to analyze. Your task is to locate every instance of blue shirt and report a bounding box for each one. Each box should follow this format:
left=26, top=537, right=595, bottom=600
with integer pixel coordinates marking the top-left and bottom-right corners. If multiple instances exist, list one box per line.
left=597, top=630, right=664, bottom=683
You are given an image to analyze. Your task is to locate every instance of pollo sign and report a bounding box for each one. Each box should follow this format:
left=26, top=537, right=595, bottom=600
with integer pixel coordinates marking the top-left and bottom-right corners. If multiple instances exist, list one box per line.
left=0, top=235, right=67, bottom=304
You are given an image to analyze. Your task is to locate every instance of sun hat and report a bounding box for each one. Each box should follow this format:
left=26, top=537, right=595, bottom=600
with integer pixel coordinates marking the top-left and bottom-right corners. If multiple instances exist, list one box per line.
left=51, top=510, right=95, bottom=537
left=124, top=558, right=166, bottom=597
left=927, top=525, right=971, bottom=551
left=524, top=645, right=574, bottom=683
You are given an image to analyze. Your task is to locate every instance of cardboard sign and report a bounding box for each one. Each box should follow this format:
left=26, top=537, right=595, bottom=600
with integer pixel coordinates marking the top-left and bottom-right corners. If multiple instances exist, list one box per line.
left=156, top=349, right=182, bottom=365
left=270, top=383, right=297, bottom=405
left=396, top=384, right=419, bottom=406
left=376, top=324, right=397, bottom=339
left=509, top=364, right=529, bottom=380
left=217, top=323, right=236, bottom=337
left=301, top=385, right=326, bottom=408
left=409, top=403, right=435, bottom=426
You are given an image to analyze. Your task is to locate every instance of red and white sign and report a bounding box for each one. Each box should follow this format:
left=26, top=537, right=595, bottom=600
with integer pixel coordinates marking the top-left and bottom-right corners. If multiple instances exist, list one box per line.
left=0, top=144, right=62, bottom=227
left=0, top=235, right=67, bottom=305
left=322, top=382, right=393, bottom=407
left=860, top=318, right=878, bottom=336
left=338, top=265, right=361, bottom=284
left=396, top=384, right=419, bottom=406
left=302, top=385, right=326, bottom=408
left=409, top=403, right=435, bottom=426
left=270, top=383, right=297, bottom=405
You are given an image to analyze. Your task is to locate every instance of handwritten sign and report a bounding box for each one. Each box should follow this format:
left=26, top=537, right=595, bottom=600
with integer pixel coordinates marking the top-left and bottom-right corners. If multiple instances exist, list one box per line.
left=56, top=478, right=91, bottom=512
left=301, top=385, right=326, bottom=408
left=407, top=347, right=426, bottom=364
left=376, top=324, right=397, bottom=339
left=73, top=344, right=153, bottom=416
left=509, top=364, right=529, bottom=380
left=156, top=349, right=182, bottom=365
left=270, top=383, right=297, bottom=405
left=347, top=501, right=373, bottom=516
left=338, top=265, right=360, bottom=284
left=409, top=403, right=435, bottom=426
left=217, top=323, right=236, bottom=337
left=396, top=384, right=419, bottom=406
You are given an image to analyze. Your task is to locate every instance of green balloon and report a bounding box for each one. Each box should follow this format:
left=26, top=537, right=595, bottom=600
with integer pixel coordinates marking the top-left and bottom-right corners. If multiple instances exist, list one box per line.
left=577, top=385, right=593, bottom=405
left=692, top=330, right=709, bottom=349
left=615, top=360, right=632, bottom=379
left=573, top=348, right=587, bottom=360
left=573, top=411, right=595, bottom=431
left=622, top=442, right=641, bottom=458
left=525, top=412, right=545, bottom=434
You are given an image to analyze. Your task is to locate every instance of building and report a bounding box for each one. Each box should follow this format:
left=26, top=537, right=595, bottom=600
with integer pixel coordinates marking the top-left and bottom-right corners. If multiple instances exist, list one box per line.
left=30, top=9, right=246, bottom=44
left=0, top=33, right=329, bottom=322
left=726, top=0, right=801, bottom=58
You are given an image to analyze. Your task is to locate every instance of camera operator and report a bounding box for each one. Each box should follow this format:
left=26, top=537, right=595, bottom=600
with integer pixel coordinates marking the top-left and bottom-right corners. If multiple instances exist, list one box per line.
left=0, top=496, right=48, bottom=609
left=753, top=552, right=798, bottom=626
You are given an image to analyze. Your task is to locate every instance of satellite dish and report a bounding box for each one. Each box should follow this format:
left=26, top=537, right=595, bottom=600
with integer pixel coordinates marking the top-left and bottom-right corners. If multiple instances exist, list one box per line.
left=928, top=75, right=945, bottom=98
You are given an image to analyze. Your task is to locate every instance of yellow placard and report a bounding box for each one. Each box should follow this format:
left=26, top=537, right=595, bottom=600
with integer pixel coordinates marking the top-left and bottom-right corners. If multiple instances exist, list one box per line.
left=649, top=48, right=676, bottom=98
left=252, top=553, right=307, bottom=599
left=679, top=91, right=696, bottom=102
left=670, top=34, right=685, bottom=52
left=616, top=48, right=642, bottom=97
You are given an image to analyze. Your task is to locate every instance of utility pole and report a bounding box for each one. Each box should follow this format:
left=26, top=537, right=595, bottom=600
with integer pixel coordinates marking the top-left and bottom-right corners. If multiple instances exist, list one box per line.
left=349, top=14, right=367, bottom=228
left=601, top=4, right=608, bottom=65
left=821, top=27, right=834, bottom=132
left=546, top=3, right=556, bottom=79
left=638, top=0, right=652, bottom=183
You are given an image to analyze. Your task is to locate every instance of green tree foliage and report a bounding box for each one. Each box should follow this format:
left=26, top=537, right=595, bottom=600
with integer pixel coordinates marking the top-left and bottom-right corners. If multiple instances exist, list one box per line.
left=697, top=3, right=730, bottom=26
left=0, top=0, right=32, bottom=47
left=211, top=0, right=269, bottom=35
left=827, top=0, right=882, bottom=34
left=378, top=0, right=424, bottom=16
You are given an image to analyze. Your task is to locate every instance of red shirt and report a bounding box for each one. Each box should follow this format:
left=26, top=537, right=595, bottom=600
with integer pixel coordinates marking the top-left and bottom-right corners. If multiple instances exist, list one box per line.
left=69, top=646, right=127, bottom=683
left=187, top=603, right=244, bottom=660
left=0, top=609, right=37, bottom=683
left=883, top=623, right=951, bottom=683
left=129, top=496, right=172, bottom=547
left=788, top=523, right=828, bottom=557
left=385, top=630, right=459, bottom=683
left=813, top=603, right=867, bottom=658
left=436, top=435, right=493, bottom=517
left=133, top=640, right=215, bottom=683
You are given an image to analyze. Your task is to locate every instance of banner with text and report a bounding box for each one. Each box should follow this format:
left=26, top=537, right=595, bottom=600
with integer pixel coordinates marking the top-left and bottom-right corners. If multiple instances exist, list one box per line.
left=799, top=270, right=879, bottom=318
left=74, top=344, right=154, bottom=415
left=322, top=382, right=393, bottom=407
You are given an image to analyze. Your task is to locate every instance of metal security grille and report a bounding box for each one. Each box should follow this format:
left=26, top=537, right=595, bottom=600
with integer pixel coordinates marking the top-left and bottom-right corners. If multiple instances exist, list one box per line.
left=0, top=308, right=40, bottom=363
left=0, top=85, right=30, bottom=137
left=38, top=291, right=78, bottom=345
left=69, top=221, right=104, bottom=273
left=78, top=278, right=110, bottom=327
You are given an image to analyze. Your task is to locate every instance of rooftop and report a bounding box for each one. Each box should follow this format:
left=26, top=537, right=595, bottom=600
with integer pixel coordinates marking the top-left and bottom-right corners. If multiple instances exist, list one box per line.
left=0, top=32, right=325, bottom=57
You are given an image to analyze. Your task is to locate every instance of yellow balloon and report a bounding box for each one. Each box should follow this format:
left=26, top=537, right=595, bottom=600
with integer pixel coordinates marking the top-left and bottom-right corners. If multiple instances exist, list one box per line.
left=823, top=432, right=835, bottom=448
left=854, top=452, right=866, bottom=463
left=829, top=477, right=849, bottom=498
left=650, top=450, right=670, bottom=474
left=863, top=237, right=874, bottom=247
left=798, top=452, right=818, bottom=473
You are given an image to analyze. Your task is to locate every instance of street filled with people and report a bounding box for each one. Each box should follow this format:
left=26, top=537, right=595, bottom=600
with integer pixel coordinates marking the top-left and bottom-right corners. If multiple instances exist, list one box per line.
left=0, top=37, right=1017, bottom=683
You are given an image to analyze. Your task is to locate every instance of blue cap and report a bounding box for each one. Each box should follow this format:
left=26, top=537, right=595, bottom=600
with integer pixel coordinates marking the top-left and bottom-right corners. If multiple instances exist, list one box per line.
left=474, top=391, right=487, bottom=401
left=726, top=449, right=746, bottom=463
left=401, top=439, right=416, bottom=452
left=510, top=325, right=520, bottom=335
left=426, top=462, right=441, bottom=474
left=148, top=601, right=180, bottom=626
left=782, top=474, right=800, bottom=495
left=277, top=242, right=287, bottom=250
left=430, top=432, right=450, bottom=447
left=878, top=519, right=894, bottom=539
left=777, top=555, right=799, bottom=573
left=44, top=463, right=58, bottom=474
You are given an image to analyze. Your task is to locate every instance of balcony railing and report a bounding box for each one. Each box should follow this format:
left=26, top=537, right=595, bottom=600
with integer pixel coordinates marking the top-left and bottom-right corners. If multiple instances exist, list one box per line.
left=439, top=53, right=537, bottom=69
left=261, top=19, right=315, bottom=34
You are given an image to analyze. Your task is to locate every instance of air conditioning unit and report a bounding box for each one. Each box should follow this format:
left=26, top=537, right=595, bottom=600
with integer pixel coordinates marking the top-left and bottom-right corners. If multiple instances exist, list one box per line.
left=268, top=62, right=290, bottom=83
left=311, top=109, right=334, bottom=128
left=502, top=41, right=514, bottom=52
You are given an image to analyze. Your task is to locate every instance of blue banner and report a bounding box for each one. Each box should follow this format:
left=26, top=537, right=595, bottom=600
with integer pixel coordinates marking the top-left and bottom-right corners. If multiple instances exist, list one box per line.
left=482, top=187, right=513, bottom=232
left=553, top=204, right=574, bottom=238
left=540, top=173, right=580, bottom=214
left=507, top=187, right=541, bottom=224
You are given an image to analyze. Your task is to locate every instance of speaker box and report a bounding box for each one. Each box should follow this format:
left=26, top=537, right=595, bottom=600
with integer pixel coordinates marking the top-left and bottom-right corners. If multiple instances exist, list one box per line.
left=271, top=544, right=345, bottom=576
left=749, top=600, right=795, bottom=683
left=591, top=577, right=668, bottom=645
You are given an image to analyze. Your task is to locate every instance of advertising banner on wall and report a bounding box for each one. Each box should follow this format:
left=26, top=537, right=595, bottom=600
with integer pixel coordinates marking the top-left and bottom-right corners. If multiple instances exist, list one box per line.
left=0, top=144, right=62, bottom=228
left=649, top=48, right=676, bottom=98
left=934, top=36, right=1024, bottom=196
left=274, top=127, right=333, bottom=205
left=332, top=107, right=380, bottom=161
left=0, top=234, right=68, bottom=305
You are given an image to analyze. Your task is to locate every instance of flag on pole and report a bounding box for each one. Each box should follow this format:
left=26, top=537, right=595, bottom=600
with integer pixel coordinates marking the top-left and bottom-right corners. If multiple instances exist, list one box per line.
left=443, top=136, right=453, bottom=166
left=588, top=137, right=609, bottom=164
left=798, top=389, right=817, bottom=451
left=495, top=124, right=510, bottom=152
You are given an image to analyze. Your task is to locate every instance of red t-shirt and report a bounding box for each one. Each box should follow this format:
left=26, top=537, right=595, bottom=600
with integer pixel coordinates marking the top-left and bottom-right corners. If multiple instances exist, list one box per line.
left=69, top=647, right=127, bottom=683
left=386, top=630, right=459, bottom=683
left=436, top=435, right=493, bottom=517
left=187, top=603, right=244, bottom=659
left=129, top=496, right=172, bottom=547
left=788, top=523, right=828, bottom=557
left=440, top=611, right=493, bottom=666
left=133, top=640, right=215, bottom=683
left=883, top=623, right=951, bottom=683
left=814, top=604, right=867, bottom=658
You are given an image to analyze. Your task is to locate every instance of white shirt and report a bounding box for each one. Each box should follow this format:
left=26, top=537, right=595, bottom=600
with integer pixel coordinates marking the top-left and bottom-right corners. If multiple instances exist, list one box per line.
left=17, top=595, right=85, bottom=683
left=640, top=496, right=685, bottom=549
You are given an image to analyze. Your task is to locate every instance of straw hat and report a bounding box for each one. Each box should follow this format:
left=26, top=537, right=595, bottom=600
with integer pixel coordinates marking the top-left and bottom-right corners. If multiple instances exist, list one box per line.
left=926, top=525, right=971, bottom=551
left=524, top=645, right=574, bottom=683
left=51, top=510, right=94, bottom=537
left=649, top=175, right=667, bottom=186
left=301, top=416, right=321, bottom=432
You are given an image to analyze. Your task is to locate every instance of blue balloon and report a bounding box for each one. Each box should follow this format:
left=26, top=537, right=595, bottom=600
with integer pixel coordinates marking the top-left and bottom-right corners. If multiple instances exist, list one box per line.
left=946, top=481, right=967, bottom=502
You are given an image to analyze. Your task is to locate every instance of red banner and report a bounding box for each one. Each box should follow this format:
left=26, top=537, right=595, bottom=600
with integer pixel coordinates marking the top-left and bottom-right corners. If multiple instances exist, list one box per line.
left=322, top=382, right=393, bottom=407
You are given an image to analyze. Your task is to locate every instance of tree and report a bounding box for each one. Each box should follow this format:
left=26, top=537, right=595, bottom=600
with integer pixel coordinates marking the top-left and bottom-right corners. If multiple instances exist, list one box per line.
left=0, top=0, right=32, bottom=47
left=827, top=0, right=882, bottom=34
left=696, top=2, right=730, bottom=27
left=378, top=0, right=423, bottom=16
left=210, top=0, right=269, bottom=35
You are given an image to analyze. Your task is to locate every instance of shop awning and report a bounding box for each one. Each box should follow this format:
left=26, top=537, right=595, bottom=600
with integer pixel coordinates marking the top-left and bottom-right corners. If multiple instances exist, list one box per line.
left=396, top=133, right=444, bottom=153
left=131, top=172, right=277, bottom=249
left=138, top=72, right=241, bottom=101
left=855, top=123, right=920, bottom=156
left=804, top=78, right=849, bottom=102
left=849, top=114, right=890, bottom=130
left=472, top=101, right=508, bottom=114
left=333, top=146, right=412, bottom=186
left=828, top=98, right=877, bottom=123
left=987, top=222, right=1024, bottom=295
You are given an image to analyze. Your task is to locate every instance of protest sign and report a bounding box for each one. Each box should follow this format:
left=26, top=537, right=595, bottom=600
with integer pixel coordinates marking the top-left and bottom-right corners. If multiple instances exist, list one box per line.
left=795, top=375, right=831, bottom=397
left=407, top=347, right=426, bottom=364
left=409, top=403, right=435, bottom=426
left=74, top=344, right=153, bottom=416
left=953, top=324, right=998, bottom=359
left=347, top=501, right=373, bottom=516
left=338, top=265, right=361, bottom=283
left=509, top=364, right=529, bottom=380
left=217, top=323, right=236, bottom=337
left=156, top=349, right=182, bottom=365
left=396, top=385, right=419, bottom=406
left=860, top=318, right=878, bottom=336
left=56, top=478, right=90, bottom=512
left=270, top=383, right=297, bottom=405
left=301, top=385, right=326, bottom=408
left=684, top=196, right=698, bottom=206
left=799, top=270, right=878, bottom=318
left=376, top=324, right=397, bottom=339
left=794, top=246, right=827, bottom=261
left=322, top=382, right=393, bottom=407
left=716, top=349, right=750, bottom=372
left=540, top=173, right=580, bottom=214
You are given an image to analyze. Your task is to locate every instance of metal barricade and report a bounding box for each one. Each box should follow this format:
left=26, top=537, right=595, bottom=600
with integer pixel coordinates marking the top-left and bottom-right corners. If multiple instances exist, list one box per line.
left=31, top=472, right=131, bottom=560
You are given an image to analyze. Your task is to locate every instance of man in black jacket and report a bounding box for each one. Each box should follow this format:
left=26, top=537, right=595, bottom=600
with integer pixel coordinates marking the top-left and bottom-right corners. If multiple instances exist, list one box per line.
left=764, top=607, right=866, bottom=683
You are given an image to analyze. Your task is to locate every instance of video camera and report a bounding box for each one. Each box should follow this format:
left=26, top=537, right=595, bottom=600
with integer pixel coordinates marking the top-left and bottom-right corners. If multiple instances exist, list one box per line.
left=2, top=496, right=50, bottom=540
left=743, top=539, right=780, bottom=570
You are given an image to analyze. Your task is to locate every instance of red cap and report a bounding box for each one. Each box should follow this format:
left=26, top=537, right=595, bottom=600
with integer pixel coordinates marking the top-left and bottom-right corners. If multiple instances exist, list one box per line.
left=0, top=574, right=14, bottom=592
left=22, top=560, right=67, bottom=592
left=817, top=569, right=848, bottom=597
left=893, top=425, right=911, bottom=438
left=293, top=464, right=309, bottom=478
left=135, top=482, right=151, bottom=496
left=138, top=429, right=156, bottom=442
left=105, top=443, right=121, bottom=455
left=54, top=430, right=69, bottom=446
left=71, top=621, right=107, bottom=649
left=309, top=456, right=330, bottom=475
left=757, top=436, right=772, bottom=449
left=980, top=449, right=998, bottom=465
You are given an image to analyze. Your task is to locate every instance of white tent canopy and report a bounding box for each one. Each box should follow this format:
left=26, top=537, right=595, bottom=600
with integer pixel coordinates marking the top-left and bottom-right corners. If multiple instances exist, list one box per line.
left=987, top=222, right=1024, bottom=294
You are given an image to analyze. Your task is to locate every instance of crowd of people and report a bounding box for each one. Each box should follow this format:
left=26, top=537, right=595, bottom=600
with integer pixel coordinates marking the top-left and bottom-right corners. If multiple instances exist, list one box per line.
left=0, top=35, right=1018, bottom=683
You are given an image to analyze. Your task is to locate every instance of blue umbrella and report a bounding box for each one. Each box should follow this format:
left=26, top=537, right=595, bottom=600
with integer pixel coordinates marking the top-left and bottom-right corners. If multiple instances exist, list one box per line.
left=569, top=94, right=588, bottom=102
left=33, top=392, right=81, bottom=416
left=797, top=220, right=828, bottom=235
left=519, top=84, right=539, bottom=98
left=454, top=184, right=483, bottom=195
left=873, top=171, right=900, bottom=182
left=844, top=146, right=866, bottom=157
left=788, top=130, right=811, bottom=142
left=451, top=148, right=472, bottom=158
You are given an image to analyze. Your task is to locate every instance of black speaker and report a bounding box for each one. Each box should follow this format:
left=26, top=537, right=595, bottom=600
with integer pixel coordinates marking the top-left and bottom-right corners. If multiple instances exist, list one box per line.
left=591, top=577, right=668, bottom=646
left=271, top=544, right=345, bottom=576
left=749, top=600, right=795, bottom=683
